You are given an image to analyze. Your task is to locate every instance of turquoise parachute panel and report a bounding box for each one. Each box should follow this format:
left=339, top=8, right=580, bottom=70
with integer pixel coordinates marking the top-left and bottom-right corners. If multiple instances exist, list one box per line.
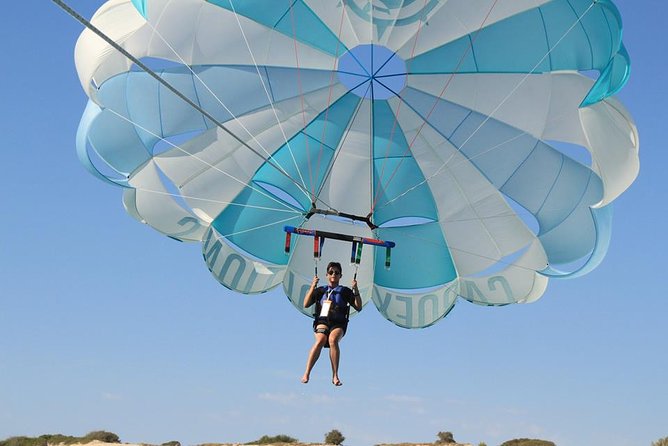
left=211, top=187, right=297, bottom=265
left=301, top=93, right=362, bottom=155
left=472, top=8, right=551, bottom=73
left=374, top=224, right=456, bottom=289
left=581, top=44, right=631, bottom=107
left=407, top=0, right=626, bottom=89
left=372, top=100, right=439, bottom=225
left=373, top=157, right=439, bottom=225
left=372, top=100, right=411, bottom=158
left=406, top=35, right=478, bottom=74
left=540, top=0, right=595, bottom=69
left=574, top=0, right=619, bottom=68
left=206, top=0, right=346, bottom=57
left=253, top=92, right=362, bottom=210
left=255, top=132, right=332, bottom=211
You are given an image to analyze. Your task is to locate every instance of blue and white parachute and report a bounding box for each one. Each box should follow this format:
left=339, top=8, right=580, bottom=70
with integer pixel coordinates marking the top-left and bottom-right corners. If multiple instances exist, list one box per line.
left=73, top=0, right=638, bottom=328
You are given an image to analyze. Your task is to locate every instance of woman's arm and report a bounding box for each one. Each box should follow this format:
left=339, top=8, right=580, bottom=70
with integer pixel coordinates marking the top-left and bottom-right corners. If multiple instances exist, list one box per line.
left=303, top=276, right=320, bottom=308
left=350, top=279, right=362, bottom=312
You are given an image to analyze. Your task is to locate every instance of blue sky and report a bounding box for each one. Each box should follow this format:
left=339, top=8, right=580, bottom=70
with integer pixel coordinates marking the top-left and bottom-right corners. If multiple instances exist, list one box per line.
left=1, top=1, right=666, bottom=446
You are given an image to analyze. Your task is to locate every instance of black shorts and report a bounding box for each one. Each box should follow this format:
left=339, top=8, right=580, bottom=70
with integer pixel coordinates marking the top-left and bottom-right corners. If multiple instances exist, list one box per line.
left=313, top=318, right=348, bottom=336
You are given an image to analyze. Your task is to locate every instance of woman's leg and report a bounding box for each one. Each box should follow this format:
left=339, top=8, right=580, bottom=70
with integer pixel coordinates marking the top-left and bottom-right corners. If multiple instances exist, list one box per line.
left=328, top=327, right=345, bottom=386
left=301, top=325, right=328, bottom=383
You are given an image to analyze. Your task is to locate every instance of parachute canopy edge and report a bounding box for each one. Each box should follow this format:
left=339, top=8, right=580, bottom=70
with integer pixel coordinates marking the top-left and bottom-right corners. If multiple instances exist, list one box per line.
left=131, top=0, right=147, bottom=17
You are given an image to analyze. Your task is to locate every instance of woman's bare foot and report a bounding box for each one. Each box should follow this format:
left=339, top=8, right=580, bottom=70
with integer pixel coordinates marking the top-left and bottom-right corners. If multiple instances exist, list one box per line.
left=301, top=375, right=309, bottom=384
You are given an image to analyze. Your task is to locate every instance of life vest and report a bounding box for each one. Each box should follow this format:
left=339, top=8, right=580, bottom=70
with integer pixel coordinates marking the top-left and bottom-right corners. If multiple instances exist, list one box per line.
left=314, top=285, right=351, bottom=324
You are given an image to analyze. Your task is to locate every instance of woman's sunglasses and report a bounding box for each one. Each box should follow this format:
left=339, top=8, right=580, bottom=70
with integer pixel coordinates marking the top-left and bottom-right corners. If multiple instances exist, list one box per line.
left=327, top=270, right=341, bottom=276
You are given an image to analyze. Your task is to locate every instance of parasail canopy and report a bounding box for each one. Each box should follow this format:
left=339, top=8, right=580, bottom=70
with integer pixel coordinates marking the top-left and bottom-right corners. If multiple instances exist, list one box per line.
left=69, top=0, right=639, bottom=328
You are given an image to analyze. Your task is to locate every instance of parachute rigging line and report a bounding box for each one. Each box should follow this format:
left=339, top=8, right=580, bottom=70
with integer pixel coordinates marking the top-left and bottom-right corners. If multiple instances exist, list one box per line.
left=226, top=0, right=310, bottom=199
left=221, top=214, right=303, bottom=240
left=103, top=107, right=303, bottom=215
left=313, top=81, right=370, bottom=200
left=312, top=1, right=350, bottom=200
left=380, top=131, right=530, bottom=209
left=124, top=187, right=302, bottom=214
left=52, top=0, right=326, bottom=211
left=371, top=0, right=501, bottom=213
left=371, top=0, right=434, bottom=214
left=375, top=0, right=598, bottom=214
left=287, top=1, right=314, bottom=197
left=141, top=21, right=309, bottom=197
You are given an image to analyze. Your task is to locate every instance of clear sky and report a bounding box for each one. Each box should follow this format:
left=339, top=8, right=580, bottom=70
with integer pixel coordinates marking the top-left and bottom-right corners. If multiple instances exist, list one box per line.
left=1, top=1, right=666, bottom=446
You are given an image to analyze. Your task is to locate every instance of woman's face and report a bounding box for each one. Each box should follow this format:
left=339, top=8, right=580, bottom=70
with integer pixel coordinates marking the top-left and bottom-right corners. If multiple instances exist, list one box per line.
left=327, top=267, right=342, bottom=286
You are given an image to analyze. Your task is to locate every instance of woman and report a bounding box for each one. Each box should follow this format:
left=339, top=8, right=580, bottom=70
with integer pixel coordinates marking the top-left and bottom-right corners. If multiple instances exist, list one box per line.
left=301, top=261, right=362, bottom=386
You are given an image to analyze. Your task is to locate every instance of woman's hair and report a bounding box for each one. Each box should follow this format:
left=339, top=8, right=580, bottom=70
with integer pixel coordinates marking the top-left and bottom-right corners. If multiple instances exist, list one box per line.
left=326, top=261, right=342, bottom=273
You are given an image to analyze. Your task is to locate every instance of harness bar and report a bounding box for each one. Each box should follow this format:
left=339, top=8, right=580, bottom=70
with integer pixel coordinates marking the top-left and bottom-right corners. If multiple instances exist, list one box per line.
left=305, top=206, right=378, bottom=230
left=284, top=226, right=395, bottom=248
left=283, top=225, right=395, bottom=268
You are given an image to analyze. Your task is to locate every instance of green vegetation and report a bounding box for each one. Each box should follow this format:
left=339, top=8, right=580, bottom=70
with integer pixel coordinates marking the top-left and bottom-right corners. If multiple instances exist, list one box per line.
left=324, top=430, right=344, bottom=445
left=499, top=439, right=555, bottom=446
left=435, top=432, right=455, bottom=444
left=81, top=433, right=120, bottom=444
left=0, top=432, right=120, bottom=446
left=652, top=437, right=668, bottom=446
left=244, top=435, right=298, bottom=445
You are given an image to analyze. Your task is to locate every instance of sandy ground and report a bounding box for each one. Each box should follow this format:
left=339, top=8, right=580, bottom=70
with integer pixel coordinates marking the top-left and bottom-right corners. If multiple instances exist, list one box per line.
left=58, top=441, right=472, bottom=446
left=58, top=442, right=333, bottom=446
